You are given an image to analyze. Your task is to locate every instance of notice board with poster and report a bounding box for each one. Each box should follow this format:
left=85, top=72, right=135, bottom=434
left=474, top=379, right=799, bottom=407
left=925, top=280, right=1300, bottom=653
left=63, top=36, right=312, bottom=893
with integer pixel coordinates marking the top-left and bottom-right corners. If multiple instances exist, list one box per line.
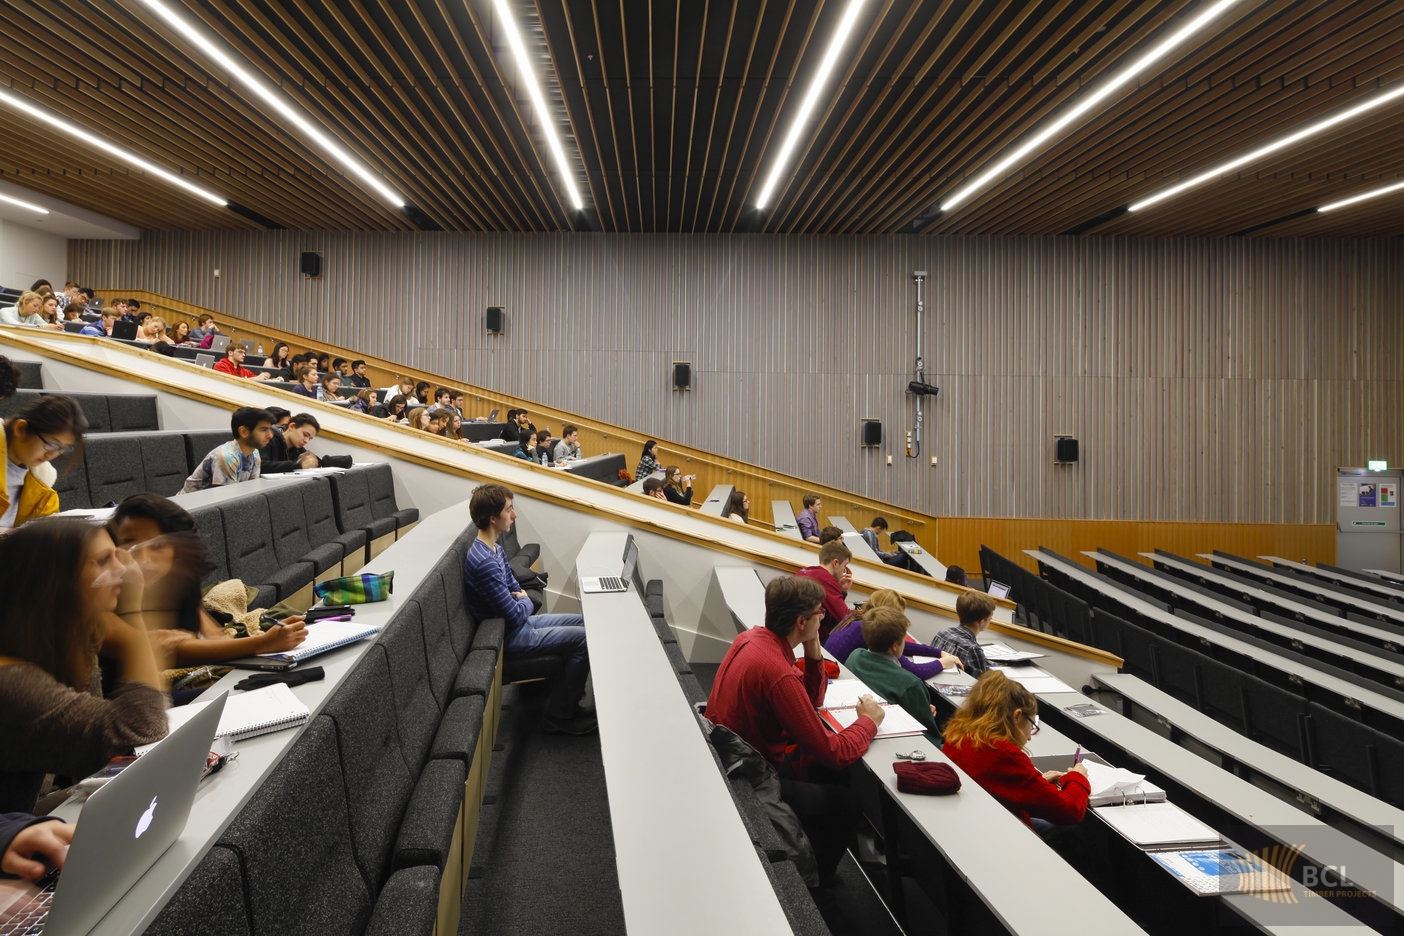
left=1337, top=468, right=1402, bottom=573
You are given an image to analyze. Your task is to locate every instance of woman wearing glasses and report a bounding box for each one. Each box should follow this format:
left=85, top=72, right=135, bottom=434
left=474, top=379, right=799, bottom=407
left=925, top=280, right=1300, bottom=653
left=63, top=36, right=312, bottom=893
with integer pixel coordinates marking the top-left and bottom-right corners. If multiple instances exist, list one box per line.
left=0, top=395, right=89, bottom=530
left=942, top=670, right=1090, bottom=832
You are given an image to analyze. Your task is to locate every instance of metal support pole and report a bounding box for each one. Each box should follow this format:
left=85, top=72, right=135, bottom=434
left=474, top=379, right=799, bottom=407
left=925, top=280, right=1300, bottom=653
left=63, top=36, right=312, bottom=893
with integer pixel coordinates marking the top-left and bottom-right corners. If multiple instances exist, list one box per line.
left=908, top=270, right=927, bottom=458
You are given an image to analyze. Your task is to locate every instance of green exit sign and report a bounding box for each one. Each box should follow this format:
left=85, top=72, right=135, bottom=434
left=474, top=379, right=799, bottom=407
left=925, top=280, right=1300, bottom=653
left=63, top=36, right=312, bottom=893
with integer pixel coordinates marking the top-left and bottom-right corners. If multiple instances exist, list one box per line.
left=1368, top=460, right=1388, bottom=471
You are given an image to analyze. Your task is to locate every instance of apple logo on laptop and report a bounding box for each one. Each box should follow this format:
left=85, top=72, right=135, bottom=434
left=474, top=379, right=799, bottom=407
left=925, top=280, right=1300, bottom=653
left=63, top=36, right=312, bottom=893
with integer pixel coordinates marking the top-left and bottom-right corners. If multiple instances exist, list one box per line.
left=135, top=796, right=158, bottom=838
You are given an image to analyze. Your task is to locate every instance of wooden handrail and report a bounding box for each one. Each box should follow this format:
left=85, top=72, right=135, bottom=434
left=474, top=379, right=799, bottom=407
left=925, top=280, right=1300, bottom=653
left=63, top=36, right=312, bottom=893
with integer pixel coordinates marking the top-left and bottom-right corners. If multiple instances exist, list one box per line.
left=102, top=290, right=945, bottom=553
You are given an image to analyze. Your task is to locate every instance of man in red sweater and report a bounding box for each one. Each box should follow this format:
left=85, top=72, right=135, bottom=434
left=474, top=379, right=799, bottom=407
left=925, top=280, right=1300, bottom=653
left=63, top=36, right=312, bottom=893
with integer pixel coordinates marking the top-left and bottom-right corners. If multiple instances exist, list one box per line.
left=706, top=574, right=883, bottom=884
left=796, top=540, right=852, bottom=642
left=212, top=345, right=271, bottom=380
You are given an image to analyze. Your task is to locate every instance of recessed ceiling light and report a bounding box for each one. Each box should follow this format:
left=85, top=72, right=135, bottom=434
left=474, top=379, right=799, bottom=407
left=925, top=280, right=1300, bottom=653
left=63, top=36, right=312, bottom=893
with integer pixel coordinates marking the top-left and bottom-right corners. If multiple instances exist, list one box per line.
left=0, top=87, right=226, bottom=206
left=492, top=0, right=584, bottom=212
left=1318, top=178, right=1404, bottom=213
left=942, top=0, right=1246, bottom=212
left=755, top=0, right=868, bottom=211
left=1130, top=82, right=1404, bottom=212
left=138, top=0, right=405, bottom=209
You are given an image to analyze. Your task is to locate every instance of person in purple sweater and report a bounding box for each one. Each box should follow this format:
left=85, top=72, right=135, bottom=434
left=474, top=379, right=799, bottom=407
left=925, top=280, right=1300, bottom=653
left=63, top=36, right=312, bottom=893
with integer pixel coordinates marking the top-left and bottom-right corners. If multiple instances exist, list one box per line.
left=462, top=484, right=595, bottom=736
left=824, top=589, right=962, bottom=680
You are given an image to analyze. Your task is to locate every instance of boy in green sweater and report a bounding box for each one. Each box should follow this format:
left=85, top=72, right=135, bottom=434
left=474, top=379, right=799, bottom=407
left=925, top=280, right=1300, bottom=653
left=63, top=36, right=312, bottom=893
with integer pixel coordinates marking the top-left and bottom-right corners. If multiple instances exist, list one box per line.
left=844, top=608, right=942, bottom=736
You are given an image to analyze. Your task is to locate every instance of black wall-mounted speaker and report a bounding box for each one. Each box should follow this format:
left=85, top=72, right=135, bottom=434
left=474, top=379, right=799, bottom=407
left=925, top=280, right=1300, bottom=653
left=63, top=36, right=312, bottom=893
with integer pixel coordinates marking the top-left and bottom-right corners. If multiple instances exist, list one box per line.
left=299, top=251, right=321, bottom=278
left=861, top=419, right=883, bottom=447
left=486, top=306, right=505, bottom=334
left=1055, top=436, right=1079, bottom=463
left=672, top=362, right=692, bottom=390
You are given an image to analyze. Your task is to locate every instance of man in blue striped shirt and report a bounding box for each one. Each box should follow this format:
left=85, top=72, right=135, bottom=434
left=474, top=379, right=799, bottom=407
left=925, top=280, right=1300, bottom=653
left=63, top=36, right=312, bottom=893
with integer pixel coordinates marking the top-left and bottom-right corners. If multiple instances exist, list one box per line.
left=462, top=483, right=594, bottom=735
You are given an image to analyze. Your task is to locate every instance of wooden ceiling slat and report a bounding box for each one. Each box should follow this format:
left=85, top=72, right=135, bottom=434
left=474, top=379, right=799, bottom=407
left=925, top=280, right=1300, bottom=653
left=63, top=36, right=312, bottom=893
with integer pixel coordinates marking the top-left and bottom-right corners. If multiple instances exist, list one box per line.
left=700, top=0, right=766, bottom=232
left=557, top=0, right=619, bottom=230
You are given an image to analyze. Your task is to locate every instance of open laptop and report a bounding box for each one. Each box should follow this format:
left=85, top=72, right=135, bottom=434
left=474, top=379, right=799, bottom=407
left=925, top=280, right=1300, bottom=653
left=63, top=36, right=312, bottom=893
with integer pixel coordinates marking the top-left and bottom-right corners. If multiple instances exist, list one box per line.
left=987, top=580, right=1012, bottom=600
left=208, top=335, right=231, bottom=354
left=486, top=408, right=499, bottom=422
left=0, top=692, right=228, bottom=936
left=581, top=536, right=639, bottom=594
left=111, top=320, right=139, bottom=341
left=194, top=353, right=215, bottom=368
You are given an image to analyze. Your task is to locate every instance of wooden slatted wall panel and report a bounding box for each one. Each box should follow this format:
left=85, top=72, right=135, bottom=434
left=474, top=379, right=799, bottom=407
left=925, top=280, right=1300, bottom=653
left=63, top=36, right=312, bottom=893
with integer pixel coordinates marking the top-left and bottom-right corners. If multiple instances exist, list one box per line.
left=70, top=231, right=1402, bottom=528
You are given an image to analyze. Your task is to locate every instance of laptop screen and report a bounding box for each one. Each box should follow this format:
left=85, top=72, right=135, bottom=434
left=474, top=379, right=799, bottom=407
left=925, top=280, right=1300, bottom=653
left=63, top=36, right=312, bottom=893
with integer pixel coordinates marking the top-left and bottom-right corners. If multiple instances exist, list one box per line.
left=988, top=580, right=1011, bottom=600
left=621, top=536, right=639, bottom=584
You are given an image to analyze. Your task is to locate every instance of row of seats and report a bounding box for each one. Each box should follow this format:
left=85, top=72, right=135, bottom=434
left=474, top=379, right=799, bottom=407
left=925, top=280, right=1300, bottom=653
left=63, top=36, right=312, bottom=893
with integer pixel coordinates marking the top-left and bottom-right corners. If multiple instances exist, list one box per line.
left=148, top=524, right=506, bottom=935
left=980, top=544, right=1092, bottom=642
left=179, top=466, right=417, bottom=608
left=0, top=386, right=159, bottom=434
left=1090, top=606, right=1404, bottom=807
left=631, top=566, right=830, bottom=935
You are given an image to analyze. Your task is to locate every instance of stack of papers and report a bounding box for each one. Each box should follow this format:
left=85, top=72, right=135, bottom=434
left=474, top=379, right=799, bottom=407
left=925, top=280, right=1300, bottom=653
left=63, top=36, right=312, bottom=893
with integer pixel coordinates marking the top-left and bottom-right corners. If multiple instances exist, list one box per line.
left=1083, top=761, right=1165, bottom=806
left=981, top=643, right=1046, bottom=664
left=820, top=704, right=927, bottom=738
left=990, top=665, right=1074, bottom=694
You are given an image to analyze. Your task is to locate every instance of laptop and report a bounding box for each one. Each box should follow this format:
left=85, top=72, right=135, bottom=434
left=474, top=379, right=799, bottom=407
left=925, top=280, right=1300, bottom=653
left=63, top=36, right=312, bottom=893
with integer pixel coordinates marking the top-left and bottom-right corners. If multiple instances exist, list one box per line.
left=581, top=536, right=639, bottom=594
left=208, top=335, right=231, bottom=354
left=0, top=692, right=229, bottom=936
left=487, top=408, right=499, bottom=422
left=987, top=580, right=1012, bottom=600
left=194, top=353, right=215, bottom=368
left=111, top=320, right=139, bottom=340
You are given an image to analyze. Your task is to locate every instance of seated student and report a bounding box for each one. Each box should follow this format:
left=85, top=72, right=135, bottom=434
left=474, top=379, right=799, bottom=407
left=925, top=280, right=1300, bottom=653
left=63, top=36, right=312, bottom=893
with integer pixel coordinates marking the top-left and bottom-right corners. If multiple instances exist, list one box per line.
left=381, top=377, right=415, bottom=404
left=331, top=357, right=350, bottom=378
left=0, top=519, right=168, bottom=814
left=461, top=484, right=593, bottom=735
left=641, top=477, right=667, bottom=501
left=428, top=387, right=452, bottom=412
left=260, top=413, right=320, bottom=473
left=942, top=670, right=1090, bottom=831
left=314, top=352, right=333, bottom=374
left=375, top=394, right=409, bottom=422
left=722, top=489, right=749, bottom=525
left=318, top=373, right=344, bottom=402
left=212, top=344, right=272, bottom=380
left=932, top=591, right=996, bottom=676
left=109, top=494, right=308, bottom=668
left=818, top=525, right=844, bottom=545
left=188, top=313, right=217, bottom=345
left=265, top=342, right=293, bottom=376
left=944, top=565, right=968, bottom=587
left=635, top=439, right=661, bottom=480
left=533, top=428, right=555, bottom=463
left=705, top=575, right=883, bottom=884
left=288, top=364, right=319, bottom=398
left=797, top=492, right=823, bottom=543
left=513, top=429, right=538, bottom=460
left=1, top=812, right=74, bottom=881
left=0, top=291, right=48, bottom=327
left=426, top=408, right=452, bottom=436
left=844, top=608, right=942, bottom=735
left=551, top=424, right=581, bottom=462
left=346, top=359, right=372, bottom=388
left=406, top=407, right=431, bottom=431
left=862, top=517, right=913, bottom=568
left=264, top=406, right=292, bottom=430
left=183, top=407, right=273, bottom=492
left=824, top=589, right=961, bottom=679
left=796, top=540, right=852, bottom=641
left=500, top=408, right=536, bottom=442
left=662, top=466, right=693, bottom=505
left=412, top=381, right=432, bottom=406
left=349, top=388, right=378, bottom=415
left=78, top=309, right=116, bottom=337
left=1, top=395, right=89, bottom=531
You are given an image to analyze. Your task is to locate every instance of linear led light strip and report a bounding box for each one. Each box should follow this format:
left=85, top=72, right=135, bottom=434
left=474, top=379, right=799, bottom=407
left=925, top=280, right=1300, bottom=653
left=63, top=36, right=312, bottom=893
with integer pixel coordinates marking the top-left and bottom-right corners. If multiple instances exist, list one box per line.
left=942, top=0, right=1246, bottom=212
left=138, top=0, right=404, bottom=208
left=755, top=0, right=867, bottom=211
left=0, top=87, right=226, bottom=206
left=0, top=191, right=50, bottom=214
left=1319, top=178, right=1404, bottom=213
left=492, top=0, right=583, bottom=211
left=1131, top=82, right=1404, bottom=211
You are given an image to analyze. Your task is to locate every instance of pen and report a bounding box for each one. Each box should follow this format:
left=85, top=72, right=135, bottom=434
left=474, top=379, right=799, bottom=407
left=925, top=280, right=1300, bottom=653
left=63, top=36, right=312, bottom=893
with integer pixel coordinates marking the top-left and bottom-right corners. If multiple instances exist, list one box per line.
left=1072, top=746, right=1081, bottom=765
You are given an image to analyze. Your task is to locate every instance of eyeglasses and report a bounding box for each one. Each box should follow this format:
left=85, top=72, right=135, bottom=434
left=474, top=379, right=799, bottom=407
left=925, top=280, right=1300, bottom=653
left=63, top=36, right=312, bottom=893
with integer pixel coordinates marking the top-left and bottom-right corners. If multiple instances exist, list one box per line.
left=1025, top=714, right=1041, bottom=737
left=36, top=433, right=74, bottom=456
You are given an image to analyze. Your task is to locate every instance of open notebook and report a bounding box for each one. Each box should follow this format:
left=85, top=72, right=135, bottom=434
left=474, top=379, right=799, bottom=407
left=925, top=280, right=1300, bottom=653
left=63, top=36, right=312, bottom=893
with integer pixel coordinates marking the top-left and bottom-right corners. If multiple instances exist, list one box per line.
left=138, top=684, right=310, bottom=753
left=228, top=619, right=382, bottom=671
left=820, top=703, right=928, bottom=738
left=1083, top=760, right=1166, bottom=806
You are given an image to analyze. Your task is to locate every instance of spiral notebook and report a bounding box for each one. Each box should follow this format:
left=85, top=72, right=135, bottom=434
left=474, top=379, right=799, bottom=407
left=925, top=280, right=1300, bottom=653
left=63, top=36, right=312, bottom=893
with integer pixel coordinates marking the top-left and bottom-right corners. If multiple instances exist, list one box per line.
left=139, top=684, right=310, bottom=751
left=228, top=620, right=382, bottom=671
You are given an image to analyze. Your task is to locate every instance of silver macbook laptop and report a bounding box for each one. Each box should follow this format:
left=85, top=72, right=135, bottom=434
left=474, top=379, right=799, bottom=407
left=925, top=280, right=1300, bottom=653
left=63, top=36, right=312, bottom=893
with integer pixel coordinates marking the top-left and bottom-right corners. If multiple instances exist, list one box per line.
left=581, top=536, right=639, bottom=594
left=987, top=580, right=1012, bottom=600
left=194, top=353, right=215, bottom=368
left=487, top=408, right=499, bottom=422
left=208, top=335, right=231, bottom=354
left=0, top=692, right=228, bottom=936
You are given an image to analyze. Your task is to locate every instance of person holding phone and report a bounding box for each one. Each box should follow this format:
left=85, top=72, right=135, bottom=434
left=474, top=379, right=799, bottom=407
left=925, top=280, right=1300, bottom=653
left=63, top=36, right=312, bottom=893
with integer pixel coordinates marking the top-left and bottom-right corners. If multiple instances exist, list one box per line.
left=663, top=466, right=694, bottom=506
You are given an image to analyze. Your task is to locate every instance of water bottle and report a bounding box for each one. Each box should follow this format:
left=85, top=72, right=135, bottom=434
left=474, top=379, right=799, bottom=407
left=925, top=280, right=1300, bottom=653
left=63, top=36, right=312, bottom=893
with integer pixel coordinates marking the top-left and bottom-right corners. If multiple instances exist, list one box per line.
left=540, top=452, right=548, bottom=466
left=256, top=342, right=264, bottom=356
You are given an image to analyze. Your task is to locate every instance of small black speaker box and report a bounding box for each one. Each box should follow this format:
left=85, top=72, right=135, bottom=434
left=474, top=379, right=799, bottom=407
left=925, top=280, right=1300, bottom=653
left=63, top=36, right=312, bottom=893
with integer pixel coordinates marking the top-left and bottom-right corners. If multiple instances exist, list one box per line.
left=672, top=362, right=692, bottom=390
left=299, top=251, right=321, bottom=277
left=1055, top=436, right=1079, bottom=463
left=861, top=419, right=883, bottom=447
left=486, top=306, right=505, bottom=334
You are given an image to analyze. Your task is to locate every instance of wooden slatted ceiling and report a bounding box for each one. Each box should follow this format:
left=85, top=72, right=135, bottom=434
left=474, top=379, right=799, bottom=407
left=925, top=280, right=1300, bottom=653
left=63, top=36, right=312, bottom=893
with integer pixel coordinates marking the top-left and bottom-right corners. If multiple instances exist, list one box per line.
left=0, top=0, right=1400, bottom=235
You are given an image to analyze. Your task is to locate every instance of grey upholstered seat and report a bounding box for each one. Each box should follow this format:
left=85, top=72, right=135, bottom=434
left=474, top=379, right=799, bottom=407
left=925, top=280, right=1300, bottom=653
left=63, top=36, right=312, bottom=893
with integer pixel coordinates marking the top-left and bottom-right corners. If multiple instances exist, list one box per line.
left=82, top=435, right=145, bottom=506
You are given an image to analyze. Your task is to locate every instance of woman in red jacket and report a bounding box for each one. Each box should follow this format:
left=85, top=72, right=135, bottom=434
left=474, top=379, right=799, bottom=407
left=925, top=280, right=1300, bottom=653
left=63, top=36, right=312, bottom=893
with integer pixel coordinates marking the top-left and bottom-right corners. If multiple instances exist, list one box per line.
left=943, top=670, right=1090, bottom=833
